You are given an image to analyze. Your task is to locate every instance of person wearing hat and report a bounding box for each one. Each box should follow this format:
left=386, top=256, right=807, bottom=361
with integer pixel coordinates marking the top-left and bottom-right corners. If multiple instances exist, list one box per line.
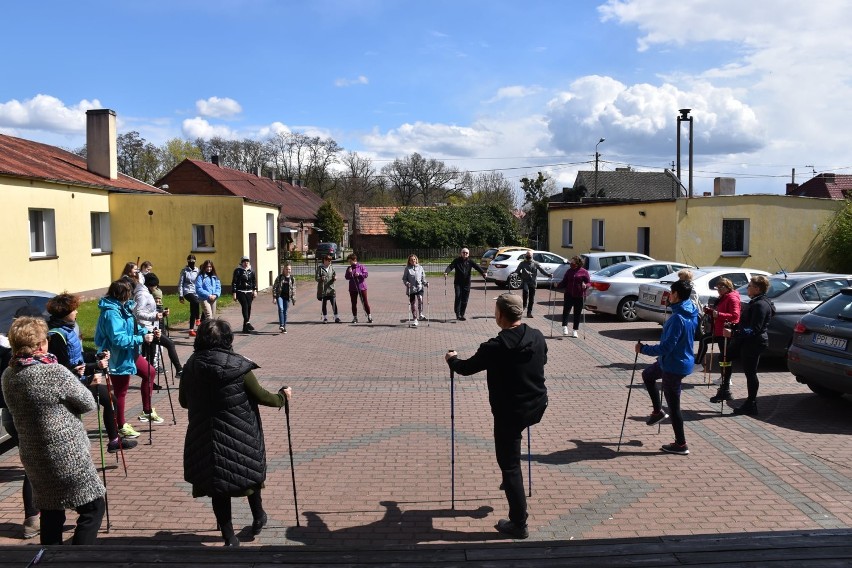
left=445, top=292, right=548, bottom=539
left=512, top=252, right=550, bottom=318
left=232, top=256, right=258, bottom=333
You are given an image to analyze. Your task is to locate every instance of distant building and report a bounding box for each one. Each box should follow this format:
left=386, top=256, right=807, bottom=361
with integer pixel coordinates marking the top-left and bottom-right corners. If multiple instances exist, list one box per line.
left=786, top=173, right=852, bottom=199
left=352, top=205, right=402, bottom=252
left=550, top=168, right=686, bottom=204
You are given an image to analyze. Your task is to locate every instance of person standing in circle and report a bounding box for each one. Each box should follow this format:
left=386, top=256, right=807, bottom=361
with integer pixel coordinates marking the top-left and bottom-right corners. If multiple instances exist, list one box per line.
left=555, top=256, right=590, bottom=338
left=178, top=255, right=201, bottom=336
left=272, top=263, right=296, bottom=333
left=513, top=251, right=550, bottom=318
left=315, top=255, right=340, bottom=323
left=402, top=254, right=428, bottom=325
left=196, top=260, right=222, bottom=322
left=444, top=248, right=486, bottom=321
left=344, top=253, right=372, bottom=324
left=232, top=256, right=258, bottom=333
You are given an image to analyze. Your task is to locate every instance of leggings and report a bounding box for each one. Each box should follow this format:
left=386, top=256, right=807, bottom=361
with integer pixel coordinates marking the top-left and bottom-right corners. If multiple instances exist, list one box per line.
left=1, top=412, right=37, bottom=518
left=90, top=383, right=118, bottom=440
left=184, top=293, right=200, bottom=329
left=349, top=289, right=371, bottom=316
left=211, top=491, right=264, bottom=539
left=561, top=295, right=584, bottom=329
left=135, top=354, right=156, bottom=413
left=642, top=361, right=687, bottom=445
left=409, top=291, right=424, bottom=318
left=143, top=336, right=182, bottom=374
left=109, top=374, right=130, bottom=426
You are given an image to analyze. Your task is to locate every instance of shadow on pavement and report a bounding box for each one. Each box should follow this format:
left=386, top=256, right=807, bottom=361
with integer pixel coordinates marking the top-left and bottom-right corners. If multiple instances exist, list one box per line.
left=285, top=500, right=502, bottom=545
left=534, top=439, right=650, bottom=464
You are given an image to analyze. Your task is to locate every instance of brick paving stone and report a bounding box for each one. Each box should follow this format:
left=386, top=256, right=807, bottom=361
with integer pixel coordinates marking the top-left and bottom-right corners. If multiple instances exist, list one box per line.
left=0, top=264, right=850, bottom=547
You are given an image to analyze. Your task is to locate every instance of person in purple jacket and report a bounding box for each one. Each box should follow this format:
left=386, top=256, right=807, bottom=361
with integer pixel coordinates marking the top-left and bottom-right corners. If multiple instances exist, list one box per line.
left=344, top=253, right=372, bottom=324
left=555, top=256, right=590, bottom=338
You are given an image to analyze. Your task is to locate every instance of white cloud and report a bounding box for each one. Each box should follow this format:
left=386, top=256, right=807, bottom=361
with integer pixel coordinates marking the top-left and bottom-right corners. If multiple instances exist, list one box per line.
left=195, top=97, right=242, bottom=118
left=0, top=94, right=102, bottom=133
left=181, top=117, right=240, bottom=140
left=334, top=75, right=369, bottom=87
left=484, top=85, right=543, bottom=104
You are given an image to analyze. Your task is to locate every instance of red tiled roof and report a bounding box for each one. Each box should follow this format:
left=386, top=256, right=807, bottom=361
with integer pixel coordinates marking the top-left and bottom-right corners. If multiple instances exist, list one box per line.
left=355, top=206, right=401, bottom=235
left=158, top=160, right=324, bottom=220
left=790, top=174, right=852, bottom=199
left=0, top=133, right=163, bottom=193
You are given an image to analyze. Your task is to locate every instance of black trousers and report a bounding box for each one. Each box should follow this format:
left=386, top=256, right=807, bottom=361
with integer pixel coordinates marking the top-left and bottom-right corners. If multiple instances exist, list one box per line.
left=521, top=282, right=537, bottom=315
left=236, top=291, right=254, bottom=325
left=320, top=295, right=338, bottom=316
left=142, top=336, right=182, bottom=373
left=40, top=497, right=105, bottom=545
left=741, top=342, right=766, bottom=401
left=454, top=284, right=471, bottom=317
left=493, top=420, right=527, bottom=526
left=561, top=296, right=584, bottom=329
left=642, top=361, right=687, bottom=445
left=185, top=293, right=200, bottom=328
left=211, top=491, right=264, bottom=539
left=1, top=413, right=37, bottom=518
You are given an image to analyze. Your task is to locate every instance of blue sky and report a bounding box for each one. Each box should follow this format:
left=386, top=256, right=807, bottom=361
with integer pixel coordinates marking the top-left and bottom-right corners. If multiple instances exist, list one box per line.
left=3, top=0, right=851, bottom=195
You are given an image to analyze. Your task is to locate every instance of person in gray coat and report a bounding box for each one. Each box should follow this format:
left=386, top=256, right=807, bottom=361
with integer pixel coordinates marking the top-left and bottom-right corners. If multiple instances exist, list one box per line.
left=2, top=316, right=105, bottom=545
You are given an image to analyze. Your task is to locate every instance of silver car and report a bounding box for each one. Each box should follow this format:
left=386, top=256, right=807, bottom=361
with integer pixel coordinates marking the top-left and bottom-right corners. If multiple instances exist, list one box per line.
left=787, top=287, right=852, bottom=397
left=584, top=261, right=692, bottom=322
left=740, top=273, right=852, bottom=357
left=635, top=267, right=771, bottom=326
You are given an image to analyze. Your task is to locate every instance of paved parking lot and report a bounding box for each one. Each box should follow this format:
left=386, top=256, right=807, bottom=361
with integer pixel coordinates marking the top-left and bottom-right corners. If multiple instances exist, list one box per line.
left=1, top=265, right=850, bottom=547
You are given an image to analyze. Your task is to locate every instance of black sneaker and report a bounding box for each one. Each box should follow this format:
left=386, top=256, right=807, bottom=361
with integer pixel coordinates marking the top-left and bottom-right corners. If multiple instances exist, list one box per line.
left=153, top=383, right=162, bottom=391
left=282, top=326, right=287, bottom=334
left=496, top=519, right=528, bottom=539
left=527, top=313, right=533, bottom=318
left=646, top=410, right=668, bottom=426
left=352, top=317, right=358, bottom=324
left=458, top=315, right=467, bottom=321
left=732, top=400, right=758, bottom=416
left=660, top=442, right=689, bottom=455
left=245, top=322, right=255, bottom=332
left=251, top=512, right=268, bottom=536
left=335, top=317, right=342, bottom=323
left=108, top=438, right=138, bottom=453
left=710, top=389, right=732, bottom=403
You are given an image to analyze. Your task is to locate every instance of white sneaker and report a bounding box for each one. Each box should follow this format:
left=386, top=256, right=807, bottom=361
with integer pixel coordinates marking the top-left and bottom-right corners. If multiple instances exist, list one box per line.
left=562, top=326, right=569, bottom=336
left=419, top=314, right=427, bottom=321
left=572, top=330, right=578, bottom=338
left=712, top=376, right=726, bottom=386
left=412, top=319, right=419, bottom=327
left=696, top=364, right=705, bottom=374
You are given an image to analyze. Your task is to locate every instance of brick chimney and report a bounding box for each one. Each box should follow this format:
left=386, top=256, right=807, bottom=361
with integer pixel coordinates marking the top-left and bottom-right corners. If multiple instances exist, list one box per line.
left=85, top=109, right=117, bottom=180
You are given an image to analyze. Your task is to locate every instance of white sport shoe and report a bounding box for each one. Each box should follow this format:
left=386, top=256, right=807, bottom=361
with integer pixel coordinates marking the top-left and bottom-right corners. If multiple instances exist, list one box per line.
left=696, top=364, right=705, bottom=374
left=572, top=330, right=579, bottom=338
left=412, top=319, right=419, bottom=327
left=562, top=326, right=569, bottom=336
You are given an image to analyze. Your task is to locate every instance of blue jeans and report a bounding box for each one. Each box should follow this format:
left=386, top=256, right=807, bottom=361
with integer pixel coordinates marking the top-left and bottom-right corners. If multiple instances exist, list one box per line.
left=276, top=297, right=290, bottom=327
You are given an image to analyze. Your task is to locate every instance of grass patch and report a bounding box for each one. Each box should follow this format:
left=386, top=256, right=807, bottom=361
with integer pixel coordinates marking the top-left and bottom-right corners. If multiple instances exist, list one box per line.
left=77, top=294, right=234, bottom=351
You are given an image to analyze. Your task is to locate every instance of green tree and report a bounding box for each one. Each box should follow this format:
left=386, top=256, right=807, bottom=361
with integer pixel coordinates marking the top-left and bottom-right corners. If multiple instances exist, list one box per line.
left=315, top=200, right=344, bottom=245
left=821, top=198, right=852, bottom=271
left=159, top=138, right=203, bottom=175
left=385, top=205, right=520, bottom=248
left=519, top=171, right=554, bottom=249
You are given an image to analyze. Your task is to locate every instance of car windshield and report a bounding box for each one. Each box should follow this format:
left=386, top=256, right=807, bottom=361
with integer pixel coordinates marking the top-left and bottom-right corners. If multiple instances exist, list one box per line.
left=811, top=290, right=852, bottom=320
left=493, top=253, right=513, bottom=262
left=761, top=278, right=798, bottom=299
left=596, top=263, right=632, bottom=278
left=482, top=249, right=497, bottom=260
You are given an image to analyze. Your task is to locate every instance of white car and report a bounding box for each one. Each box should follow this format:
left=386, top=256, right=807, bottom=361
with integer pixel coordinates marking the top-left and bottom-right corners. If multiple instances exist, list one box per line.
left=634, top=267, right=772, bottom=325
left=486, top=250, right=567, bottom=289
left=582, top=251, right=653, bottom=274
left=584, top=261, right=693, bottom=322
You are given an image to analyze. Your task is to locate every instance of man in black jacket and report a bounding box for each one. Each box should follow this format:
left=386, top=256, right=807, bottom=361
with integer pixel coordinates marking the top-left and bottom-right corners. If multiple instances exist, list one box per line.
left=445, top=293, right=548, bottom=539
left=444, top=248, right=486, bottom=320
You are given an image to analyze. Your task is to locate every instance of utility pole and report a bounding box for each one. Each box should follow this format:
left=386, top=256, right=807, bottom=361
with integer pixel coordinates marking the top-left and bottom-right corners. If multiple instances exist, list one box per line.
left=594, top=138, right=605, bottom=198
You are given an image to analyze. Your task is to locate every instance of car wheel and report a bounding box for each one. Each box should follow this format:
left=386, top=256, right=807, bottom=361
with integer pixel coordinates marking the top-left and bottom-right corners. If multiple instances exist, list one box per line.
left=805, top=381, right=843, bottom=398
left=617, top=296, right=639, bottom=322
left=507, top=273, right=522, bottom=290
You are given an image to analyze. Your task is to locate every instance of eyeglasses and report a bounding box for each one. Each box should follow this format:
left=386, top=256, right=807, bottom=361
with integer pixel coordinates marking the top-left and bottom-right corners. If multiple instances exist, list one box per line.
left=461, top=252, right=469, bottom=255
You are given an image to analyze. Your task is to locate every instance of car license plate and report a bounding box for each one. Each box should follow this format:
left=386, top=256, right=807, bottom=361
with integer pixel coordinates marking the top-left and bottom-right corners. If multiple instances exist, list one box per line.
left=812, top=333, right=848, bottom=351
left=642, top=293, right=656, bottom=302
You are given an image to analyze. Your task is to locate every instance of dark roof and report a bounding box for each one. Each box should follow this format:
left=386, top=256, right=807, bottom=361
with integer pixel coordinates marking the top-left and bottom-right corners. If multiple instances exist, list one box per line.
left=787, top=173, right=852, bottom=199
left=157, top=159, right=324, bottom=220
left=0, top=133, right=163, bottom=193
left=550, top=170, right=684, bottom=204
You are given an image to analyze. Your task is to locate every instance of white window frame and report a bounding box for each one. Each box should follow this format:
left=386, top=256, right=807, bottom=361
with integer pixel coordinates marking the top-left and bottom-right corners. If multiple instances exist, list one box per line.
left=266, top=213, right=276, bottom=250
left=721, top=218, right=750, bottom=256
left=562, top=219, right=573, bottom=247
left=192, top=224, right=215, bottom=252
left=90, top=212, right=112, bottom=253
left=592, top=219, right=605, bottom=250
left=29, top=208, right=57, bottom=257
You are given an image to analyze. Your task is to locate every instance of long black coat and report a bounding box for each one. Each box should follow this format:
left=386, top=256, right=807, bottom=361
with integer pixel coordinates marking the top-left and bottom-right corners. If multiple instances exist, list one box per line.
left=180, top=348, right=266, bottom=497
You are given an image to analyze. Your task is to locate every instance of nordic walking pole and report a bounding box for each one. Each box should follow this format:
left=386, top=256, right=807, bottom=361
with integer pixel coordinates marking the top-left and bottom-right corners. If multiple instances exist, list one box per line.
left=706, top=315, right=716, bottom=388
left=719, top=334, right=730, bottom=415
left=94, top=377, right=111, bottom=532
left=155, top=335, right=177, bottom=425
left=548, top=284, right=555, bottom=339
left=448, top=350, right=456, bottom=510
left=527, top=426, right=532, bottom=497
left=102, top=368, right=128, bottom=476
left=483, top=276, right=488, bottom=318
left=426, top=282, right=431, bottom=327
left=283, top=396, right=300, bottom=527
left=617, top=351, right=640, bottom=452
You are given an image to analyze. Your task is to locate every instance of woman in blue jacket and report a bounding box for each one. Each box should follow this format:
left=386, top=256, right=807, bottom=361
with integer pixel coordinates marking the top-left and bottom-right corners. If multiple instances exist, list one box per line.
left=635, top=279, right=699, bottom=456
left=196, top=260, right=222, bottom=322
left=94, top=279, right=155, bottom=439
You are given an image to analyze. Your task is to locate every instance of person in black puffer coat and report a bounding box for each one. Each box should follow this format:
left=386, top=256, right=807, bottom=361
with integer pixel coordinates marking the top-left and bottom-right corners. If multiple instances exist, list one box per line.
left=179, top=319, right=291, bottom=547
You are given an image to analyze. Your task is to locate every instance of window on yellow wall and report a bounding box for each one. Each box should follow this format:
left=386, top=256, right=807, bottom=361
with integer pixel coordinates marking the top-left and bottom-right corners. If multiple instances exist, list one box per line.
left=193, top=224, right=215, bottom=252
left=562, top=219, right=573, bottom=247
left=592, top=219, right=605, bottom=249
left=722, top=219, right=749, bottom=256
left=266, top=213, right=276, bottom=250
left=90, top=212, right=111, bottom=253
left=29, top=208, right=57, bottom=257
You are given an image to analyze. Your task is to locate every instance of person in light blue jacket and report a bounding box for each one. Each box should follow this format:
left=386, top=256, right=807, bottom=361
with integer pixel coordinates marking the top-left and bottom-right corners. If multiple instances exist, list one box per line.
left=634, top=279, right=699, bottom=456
left=196, top=260, right=222, bottom=321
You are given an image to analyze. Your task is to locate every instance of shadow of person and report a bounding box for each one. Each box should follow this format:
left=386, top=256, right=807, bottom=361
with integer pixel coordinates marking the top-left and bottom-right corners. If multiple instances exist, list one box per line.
left=533, top=439, right=648, bottom=465
left=285, top=500, right=500, bottom=545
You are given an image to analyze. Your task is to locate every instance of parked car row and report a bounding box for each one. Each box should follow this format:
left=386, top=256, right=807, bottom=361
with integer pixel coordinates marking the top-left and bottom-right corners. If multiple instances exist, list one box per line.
left=486, top=250, right=567, bottom=289
left=584, top=261, right=693, bottom=322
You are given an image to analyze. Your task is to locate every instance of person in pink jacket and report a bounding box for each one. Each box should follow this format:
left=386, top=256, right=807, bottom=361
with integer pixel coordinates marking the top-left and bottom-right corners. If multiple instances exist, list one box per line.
left=707, top=278, right=742, bottom=403
left=344, top=253, right=372, bottom=323
left=555, top=256, right=590, bottom=338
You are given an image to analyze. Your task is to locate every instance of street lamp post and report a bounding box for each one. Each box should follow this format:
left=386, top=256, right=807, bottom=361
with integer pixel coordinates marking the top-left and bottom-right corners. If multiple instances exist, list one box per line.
left=594, top=138, right=605, bottom=198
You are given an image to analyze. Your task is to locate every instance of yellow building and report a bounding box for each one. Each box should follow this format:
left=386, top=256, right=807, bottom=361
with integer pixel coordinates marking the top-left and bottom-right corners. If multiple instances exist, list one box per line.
left=548, top=194, right=844, bottom=272
left=0, top=109, right=279, bottom=296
